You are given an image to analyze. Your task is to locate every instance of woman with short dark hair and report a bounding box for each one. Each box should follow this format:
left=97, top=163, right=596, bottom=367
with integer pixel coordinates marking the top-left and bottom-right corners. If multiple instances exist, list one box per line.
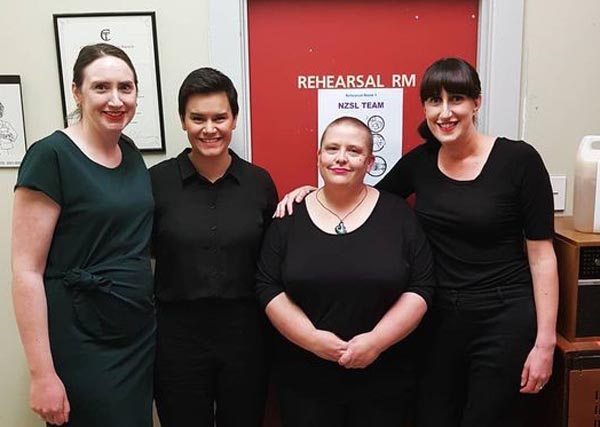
left=151, top=67, right=277, bottom=427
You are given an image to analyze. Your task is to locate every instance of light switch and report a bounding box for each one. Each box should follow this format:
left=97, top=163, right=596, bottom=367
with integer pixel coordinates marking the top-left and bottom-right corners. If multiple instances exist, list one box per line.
left=551, top=175, right=567, bottom=211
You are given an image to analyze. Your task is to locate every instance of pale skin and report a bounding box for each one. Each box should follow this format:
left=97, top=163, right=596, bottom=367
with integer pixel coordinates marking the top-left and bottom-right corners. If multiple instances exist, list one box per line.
left=520, top=239, right=558, bottom=393
left=266, top=121, right=429, bottom=369
left=266, top=291, right=427, bottom=368
left=12, top=55, right=136, bottom=425
left=266, top=293, right=349, bottom=363
left=12, top=189, right=67, bottom=425
left=276, top=92, right=558, bottom=392
left=428, top=91, right=557, bottom=393
left=181, top=92, right=238, bottom=183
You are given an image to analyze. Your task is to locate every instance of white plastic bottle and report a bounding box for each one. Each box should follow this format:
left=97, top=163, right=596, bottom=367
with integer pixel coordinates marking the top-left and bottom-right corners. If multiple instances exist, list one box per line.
left=573, top=135, right=600, bottom=232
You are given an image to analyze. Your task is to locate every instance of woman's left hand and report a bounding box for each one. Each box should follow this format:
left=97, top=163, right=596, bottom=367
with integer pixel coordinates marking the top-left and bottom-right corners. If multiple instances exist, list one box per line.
left=519, top=343, right=554, bottom=393
left=338, top=333, right=382, bottom=369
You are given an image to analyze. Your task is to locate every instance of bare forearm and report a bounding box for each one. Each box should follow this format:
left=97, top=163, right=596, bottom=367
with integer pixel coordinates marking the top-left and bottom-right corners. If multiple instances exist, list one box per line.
left=527, top=240, right=559, bottom=347
left=531, top=265, right=558, bottom=346
left=265, top=293, right=347, bottom=361
left=265, top=293, right=319, bottom=352
left=11, top=189, right=61, bottom=378
left=12, top=271, right=56, bottom=378
left=370, top=292, right=428, bottom=352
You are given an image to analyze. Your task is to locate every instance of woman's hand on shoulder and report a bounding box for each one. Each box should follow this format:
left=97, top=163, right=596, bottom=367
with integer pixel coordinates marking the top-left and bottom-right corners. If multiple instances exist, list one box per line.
left=338, top=332, right=383, bottom=369
left=30, top=372, right=70, bottom=425
left=273, top=185, right=316, bottom=218
left=519, top=340, right=555, bottom=394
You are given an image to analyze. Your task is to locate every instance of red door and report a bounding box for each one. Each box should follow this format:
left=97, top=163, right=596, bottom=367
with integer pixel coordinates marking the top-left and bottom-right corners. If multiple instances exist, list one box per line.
left=248, top=0, right=479, bottom=194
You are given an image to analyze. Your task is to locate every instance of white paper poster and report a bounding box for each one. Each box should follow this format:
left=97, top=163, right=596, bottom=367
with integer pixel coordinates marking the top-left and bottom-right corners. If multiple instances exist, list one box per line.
left=318, top=88, right=403, bottom=186
left=0, top=77, right=26, bottom=167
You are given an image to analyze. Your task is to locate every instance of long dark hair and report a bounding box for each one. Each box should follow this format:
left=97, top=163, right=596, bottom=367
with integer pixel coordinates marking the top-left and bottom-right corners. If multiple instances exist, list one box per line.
left=417, top=57, right=481, bottom=141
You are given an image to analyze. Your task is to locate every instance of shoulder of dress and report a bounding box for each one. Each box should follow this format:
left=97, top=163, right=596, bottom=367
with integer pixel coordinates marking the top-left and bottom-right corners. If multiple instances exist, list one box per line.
left=119, top=133, right=139, bottom=150
left=26, top=131, right=69, bottom=155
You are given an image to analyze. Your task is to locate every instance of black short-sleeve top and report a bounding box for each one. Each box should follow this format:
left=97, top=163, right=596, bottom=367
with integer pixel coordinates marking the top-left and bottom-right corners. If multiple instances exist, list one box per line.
left=256, top=191, right=435, bottom=398
left=376, top=137, right=554, bottom=290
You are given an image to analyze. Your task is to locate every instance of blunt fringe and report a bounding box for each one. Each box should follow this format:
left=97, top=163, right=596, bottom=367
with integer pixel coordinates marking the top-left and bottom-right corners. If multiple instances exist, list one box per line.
left=419, top=57, right=481, bottom=104
left=418, top=57, right=481, bottom=141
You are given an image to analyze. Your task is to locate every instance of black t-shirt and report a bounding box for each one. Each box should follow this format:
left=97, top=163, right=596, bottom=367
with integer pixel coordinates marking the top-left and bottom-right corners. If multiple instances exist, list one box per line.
left=256, top=191, right=435, bottom=399
left=377, top=137, right=554, bottom=291
left=150, top=148, right=278, bottom=302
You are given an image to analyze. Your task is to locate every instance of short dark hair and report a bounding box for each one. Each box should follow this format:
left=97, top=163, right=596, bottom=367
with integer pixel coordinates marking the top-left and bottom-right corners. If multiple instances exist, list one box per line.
left=178, top=68, right=239, bottom=119
left=418, top=57, right=481, bottom=141
left=72, top=43, right=138, bottom=91
left=320, top=116, right=374, bottom=153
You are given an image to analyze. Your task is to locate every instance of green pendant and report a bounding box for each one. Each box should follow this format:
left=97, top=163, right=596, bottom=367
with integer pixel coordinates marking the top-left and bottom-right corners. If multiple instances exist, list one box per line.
left=335, top=222, right=347, bottom=235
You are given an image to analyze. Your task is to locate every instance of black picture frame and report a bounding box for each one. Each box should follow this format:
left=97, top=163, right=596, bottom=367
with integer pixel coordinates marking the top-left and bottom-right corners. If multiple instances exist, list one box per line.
left=53, top=12, right=166, bottom=152
left=0, top=75, right=28, bottom=167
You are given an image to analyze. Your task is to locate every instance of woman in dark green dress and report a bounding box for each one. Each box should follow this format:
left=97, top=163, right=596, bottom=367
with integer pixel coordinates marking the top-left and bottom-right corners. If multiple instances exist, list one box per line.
left=12, top=44, right=155, bottom=426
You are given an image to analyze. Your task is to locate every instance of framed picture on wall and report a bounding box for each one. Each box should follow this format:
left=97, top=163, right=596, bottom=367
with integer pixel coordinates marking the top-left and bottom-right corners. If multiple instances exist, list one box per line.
left=53, top=12, right=166, bottom=152
left=0, top=75, right=27, bottom=167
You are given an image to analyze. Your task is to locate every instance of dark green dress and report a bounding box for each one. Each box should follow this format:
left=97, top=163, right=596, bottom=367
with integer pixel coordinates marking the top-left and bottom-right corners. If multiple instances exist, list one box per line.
left=16, top=131, right=156, bottom=427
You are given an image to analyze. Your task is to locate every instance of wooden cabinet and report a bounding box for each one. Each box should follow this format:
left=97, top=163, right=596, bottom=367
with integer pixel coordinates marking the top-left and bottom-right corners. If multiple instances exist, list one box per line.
left=554, top=217, right=600, bottom=341
left=527, top=218, right=600, bottom=426
left=527, top=335, right=600, bottom=427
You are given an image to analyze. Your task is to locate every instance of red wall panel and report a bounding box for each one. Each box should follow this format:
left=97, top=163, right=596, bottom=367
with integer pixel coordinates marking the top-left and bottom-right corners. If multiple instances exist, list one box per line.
left=248, top=0, right=479, bottom=194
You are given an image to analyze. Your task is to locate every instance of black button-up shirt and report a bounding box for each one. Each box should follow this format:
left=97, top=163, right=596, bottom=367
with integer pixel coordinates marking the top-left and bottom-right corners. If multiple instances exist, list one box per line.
left=150, top=148, right=278, bottom=302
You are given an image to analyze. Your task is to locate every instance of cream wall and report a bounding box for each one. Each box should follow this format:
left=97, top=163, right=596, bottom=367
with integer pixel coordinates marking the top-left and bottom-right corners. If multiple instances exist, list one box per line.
left=0, top=1, right=210, bottom=426
left=0, top=0, right=598, bottom=426
left=521, top=0, right=600, bottom=214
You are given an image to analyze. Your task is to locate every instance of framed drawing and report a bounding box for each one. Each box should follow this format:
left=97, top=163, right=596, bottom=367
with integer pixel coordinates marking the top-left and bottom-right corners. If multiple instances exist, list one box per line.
left=0, top=75, right=27, bottom=167
left=54, top=12, right=166, bottom=152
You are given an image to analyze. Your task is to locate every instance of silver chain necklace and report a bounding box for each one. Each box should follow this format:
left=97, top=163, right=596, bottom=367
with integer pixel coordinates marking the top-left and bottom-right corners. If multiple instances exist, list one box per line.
left=315, top=186, right=368, bottom=235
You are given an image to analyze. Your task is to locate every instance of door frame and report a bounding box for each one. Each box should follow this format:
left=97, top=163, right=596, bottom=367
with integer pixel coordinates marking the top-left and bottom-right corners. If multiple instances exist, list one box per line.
left=209, top=0, right=524, bottom=160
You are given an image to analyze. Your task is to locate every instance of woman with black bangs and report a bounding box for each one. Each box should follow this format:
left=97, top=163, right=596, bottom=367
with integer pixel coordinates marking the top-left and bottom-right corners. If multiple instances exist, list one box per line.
left=276, top=57, right=558, bottom=427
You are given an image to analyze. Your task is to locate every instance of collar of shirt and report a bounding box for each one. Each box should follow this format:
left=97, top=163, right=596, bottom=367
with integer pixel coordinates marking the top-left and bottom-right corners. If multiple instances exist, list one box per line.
left=176, top=148, right=242, bottom=185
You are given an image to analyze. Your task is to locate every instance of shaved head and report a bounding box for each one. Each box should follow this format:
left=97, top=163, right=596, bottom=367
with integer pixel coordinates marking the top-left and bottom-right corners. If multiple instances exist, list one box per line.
left=320, top=116, right=373, bottom=153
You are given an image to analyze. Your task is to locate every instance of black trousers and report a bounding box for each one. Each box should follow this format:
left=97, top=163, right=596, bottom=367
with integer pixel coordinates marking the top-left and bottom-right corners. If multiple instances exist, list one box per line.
left=154, top=299, right=268, bottom=427
left=416, top=285, right=536, bottom=427
left=278, top=385, right=408, bottom=427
